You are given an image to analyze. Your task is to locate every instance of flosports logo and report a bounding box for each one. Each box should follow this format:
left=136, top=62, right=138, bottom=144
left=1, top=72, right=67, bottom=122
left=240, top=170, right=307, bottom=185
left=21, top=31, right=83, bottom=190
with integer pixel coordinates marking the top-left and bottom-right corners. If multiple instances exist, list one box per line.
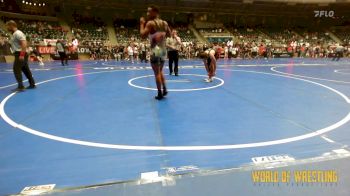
left=314, top=10, right=335, bottom=18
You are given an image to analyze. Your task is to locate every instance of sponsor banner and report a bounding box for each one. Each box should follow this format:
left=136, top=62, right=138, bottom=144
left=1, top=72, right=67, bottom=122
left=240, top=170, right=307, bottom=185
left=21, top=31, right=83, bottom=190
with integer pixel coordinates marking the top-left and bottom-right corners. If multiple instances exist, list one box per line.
left=44, top=39, right=58, bottom=46
left=37, top=46, right=56, bottom=54
left=77, top=47, right=91, bottom=54
left=252, top=154, right=295, bottom=165
left=37, top=46, right=82, bottom=54
left=21, top=184, right=55, bottom=195
left=163, top=165, right=199, bottom=175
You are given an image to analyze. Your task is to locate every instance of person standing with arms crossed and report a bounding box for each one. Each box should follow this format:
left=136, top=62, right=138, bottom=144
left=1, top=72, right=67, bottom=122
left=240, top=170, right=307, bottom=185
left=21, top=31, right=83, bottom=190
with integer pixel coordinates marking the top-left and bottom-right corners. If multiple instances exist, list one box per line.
left=140, top=5, right=171, bottom=100
left=166, top=30, right=182, bottom=76
left=6, top=20, right=36, bottom=92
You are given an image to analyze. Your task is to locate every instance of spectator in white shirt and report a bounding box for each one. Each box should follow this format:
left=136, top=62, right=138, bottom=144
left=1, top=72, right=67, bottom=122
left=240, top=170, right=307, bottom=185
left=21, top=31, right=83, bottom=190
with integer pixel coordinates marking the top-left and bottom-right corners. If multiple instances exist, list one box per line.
left=127, top=43, right=134, bottom=63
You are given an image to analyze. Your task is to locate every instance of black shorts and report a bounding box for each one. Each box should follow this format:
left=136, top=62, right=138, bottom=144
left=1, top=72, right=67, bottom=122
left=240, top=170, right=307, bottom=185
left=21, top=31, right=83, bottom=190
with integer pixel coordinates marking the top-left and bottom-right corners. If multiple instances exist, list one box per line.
left=58, top=52, right=67, bottom=58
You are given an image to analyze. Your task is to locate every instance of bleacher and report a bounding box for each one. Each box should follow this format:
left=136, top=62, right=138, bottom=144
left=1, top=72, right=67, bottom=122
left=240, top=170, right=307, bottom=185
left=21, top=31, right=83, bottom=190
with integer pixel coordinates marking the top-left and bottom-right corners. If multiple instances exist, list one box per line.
left=260, top=28, right=300, bottom=45
left=295, top=29, right=335, bottom=46
left=113, top=18, right=141, bottom=44
left=114, top=27, right=141, bottom=44
left=172, top=24, right=197, bottom=43
left=0, top=16, right=67, bottom=43
left=198, top=28, right=229, bottom=35
left=113, top=19, right=197, bottom=44
left=331, top=27, right=350, bottom=45
left=0, top=27, right=11, bottom=56
left=0, top=28, right=9, bottom=38
left=194, top=21, right=232, bottom=43
left=72, top=25, right=108, bottom=44
left=0, top=12, right=347, bottom=60
left=229, top=28, right=270, bottom=44
left=71, top=13, right=108, bottom=46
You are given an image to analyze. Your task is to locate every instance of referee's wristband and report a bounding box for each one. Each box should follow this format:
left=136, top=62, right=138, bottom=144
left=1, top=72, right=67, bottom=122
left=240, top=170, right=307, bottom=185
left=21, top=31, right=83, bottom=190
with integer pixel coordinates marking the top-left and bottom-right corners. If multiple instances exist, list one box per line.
left=19, top=51, right=26, bottom=57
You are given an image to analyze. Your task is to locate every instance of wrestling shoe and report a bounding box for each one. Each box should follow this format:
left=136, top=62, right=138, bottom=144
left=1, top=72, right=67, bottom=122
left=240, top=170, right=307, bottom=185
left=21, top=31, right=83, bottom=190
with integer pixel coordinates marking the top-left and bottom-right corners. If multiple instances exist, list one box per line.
left=26, top=85, right=36, bottom=89
left=11, top=87, right=25, bottom=92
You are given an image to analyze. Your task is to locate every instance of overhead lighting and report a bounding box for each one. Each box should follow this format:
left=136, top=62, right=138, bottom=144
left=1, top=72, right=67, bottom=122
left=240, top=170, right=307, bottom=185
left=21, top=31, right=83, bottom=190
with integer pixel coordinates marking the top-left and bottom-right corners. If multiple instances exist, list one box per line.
left=21, top=1, right=46, bottom=6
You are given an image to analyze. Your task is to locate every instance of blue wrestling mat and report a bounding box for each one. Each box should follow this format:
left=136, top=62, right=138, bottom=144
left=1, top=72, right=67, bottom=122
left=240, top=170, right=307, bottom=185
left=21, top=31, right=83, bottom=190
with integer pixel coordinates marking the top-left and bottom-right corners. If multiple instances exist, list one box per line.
left=0, top=58, right=350, bottom=195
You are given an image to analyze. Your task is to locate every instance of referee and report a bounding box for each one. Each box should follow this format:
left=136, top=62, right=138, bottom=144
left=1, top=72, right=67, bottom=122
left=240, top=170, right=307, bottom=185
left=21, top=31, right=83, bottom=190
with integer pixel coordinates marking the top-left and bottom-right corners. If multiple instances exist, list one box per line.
left=56, top=40, right=68, bottom=66
left=333, top=43, right=344, bottom=61
left=166, top=30, right=182, bottom=76
left=6, top=20, right=35, bottom=92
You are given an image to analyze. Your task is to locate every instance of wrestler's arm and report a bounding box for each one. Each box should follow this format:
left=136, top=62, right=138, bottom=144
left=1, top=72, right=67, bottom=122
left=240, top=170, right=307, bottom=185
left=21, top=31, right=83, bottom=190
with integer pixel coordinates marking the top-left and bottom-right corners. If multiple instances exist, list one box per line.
left=140, top=18, right=153, bottom=39
left=164, top=21, right=171, bottom=38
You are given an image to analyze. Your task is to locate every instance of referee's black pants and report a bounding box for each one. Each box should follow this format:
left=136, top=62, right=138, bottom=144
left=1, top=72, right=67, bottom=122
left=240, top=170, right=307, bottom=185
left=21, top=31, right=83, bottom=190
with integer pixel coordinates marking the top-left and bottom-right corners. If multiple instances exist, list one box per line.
left=168, top=50, right=179, bottom=74
left=59, top=52, right=68, bottom=65
left=333, top=51, right=343, bottom=61
left=141, top=51, right=147, bottom=62
left=13, top=52, right=35, bottom=88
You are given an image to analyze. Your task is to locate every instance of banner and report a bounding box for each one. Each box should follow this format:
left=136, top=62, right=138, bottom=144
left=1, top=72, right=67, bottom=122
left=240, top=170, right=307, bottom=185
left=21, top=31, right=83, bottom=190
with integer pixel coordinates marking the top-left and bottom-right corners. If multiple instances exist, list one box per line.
left=37, top=46, right=81, bottom=54
left=37, top=46, right=56, bottom=54
left=43, top=39, right=58, bottom=46
left=77, top=47, right=91, bottom=54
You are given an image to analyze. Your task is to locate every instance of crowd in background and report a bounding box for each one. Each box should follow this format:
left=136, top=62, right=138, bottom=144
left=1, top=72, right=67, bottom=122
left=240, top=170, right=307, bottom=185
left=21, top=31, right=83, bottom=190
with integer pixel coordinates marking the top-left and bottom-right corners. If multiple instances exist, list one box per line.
left=0, top=16, right=349, bottom=61
left=209, top=41, right=349, bottom=60
left=0, top=27, right=11, bottom=55
left=84, top=39, right=349, bottom=62
left=0, top=16, right=67, bottom=44
left=85, top=41, right=202, bottom=62
left=71, top=12, right=108, bottom=47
